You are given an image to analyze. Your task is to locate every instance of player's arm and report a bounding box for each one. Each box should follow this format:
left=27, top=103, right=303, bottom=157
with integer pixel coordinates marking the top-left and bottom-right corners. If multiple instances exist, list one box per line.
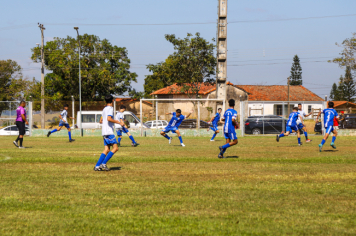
left=59, top=114, right=66, bottom=123
left=165, top=112, right=173, bottom=115
left=21, top=113, right=29, bottom=125
left=315, top=111, right=322, bottom=123
left=107, top=116, right=121, bottom=124
left=99, top=117, right=103, bottom=124
left=185, top=111, right=193, bottom=119
left=232, top=117, right=238, bottom=128
left=119, top=118, right=126, bottom=128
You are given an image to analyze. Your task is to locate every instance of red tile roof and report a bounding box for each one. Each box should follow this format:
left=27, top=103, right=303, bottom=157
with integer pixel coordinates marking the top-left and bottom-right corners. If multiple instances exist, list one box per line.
left=115, top=98, right=152, bottom=105
left=151, top=83, right=216, bottom=95
left=332, top=101, right=356, bottom=108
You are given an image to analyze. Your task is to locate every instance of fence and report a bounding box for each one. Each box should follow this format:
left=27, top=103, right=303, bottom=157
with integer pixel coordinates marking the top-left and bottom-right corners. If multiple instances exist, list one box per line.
left=0, top=101, right=33, bottom=136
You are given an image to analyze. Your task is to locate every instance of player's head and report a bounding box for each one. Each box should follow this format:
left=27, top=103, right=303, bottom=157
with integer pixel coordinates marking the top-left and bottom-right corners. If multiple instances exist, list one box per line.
left=298, top=103, right=302, bottom=110
left=105, top=95, right=114, bottom=104
left=64, top=104, right=69, bottom=110
left=328, top=101, right=334, bottom=108
left=218, top=108, right=222, bottom=113
left=120, top=105, right=126, bottom=111
left=20, top=100, right=26, bottom=107
left=176, top=109, right=182, bottom=115
left=228, top=99, right=235, bottom=107
left=341, top=111, right=344, bottom=114
left=293, top=107, right=298, bottom=112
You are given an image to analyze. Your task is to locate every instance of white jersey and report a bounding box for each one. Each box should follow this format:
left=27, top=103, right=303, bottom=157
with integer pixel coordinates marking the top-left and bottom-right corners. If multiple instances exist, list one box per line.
left=297, top=110, right=306, bottom=124
left=60, top=110, right=68, bottom=123
left=102, top=106, right=115, bottom=136
left=115, top=112, right=124, bottom=129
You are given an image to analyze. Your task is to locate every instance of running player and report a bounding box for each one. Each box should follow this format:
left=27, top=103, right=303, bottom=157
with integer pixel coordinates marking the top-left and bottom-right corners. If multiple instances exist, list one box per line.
left=115, top=105, right=139, bottom=147
left=94, top=95, right=122, bottom=171
left=218, top=99, right=239, bottom=158
left=207, top=108, right=222, bottom=141
left=160, top=109, right=192, bottom=147
left=316, top=101, right=339, bottom=152
left=13, top=100, right=28, bottom=149
left=276, top=107, right=303, bottom=146
left=47, top=104, right=75, bottom=142
left=297, top=103, right=312, bottom=142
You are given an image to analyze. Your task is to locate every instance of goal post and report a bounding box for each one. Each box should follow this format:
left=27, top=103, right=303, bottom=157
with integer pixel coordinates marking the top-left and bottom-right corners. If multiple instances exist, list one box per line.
left=139, top=98, right=226, bottom=137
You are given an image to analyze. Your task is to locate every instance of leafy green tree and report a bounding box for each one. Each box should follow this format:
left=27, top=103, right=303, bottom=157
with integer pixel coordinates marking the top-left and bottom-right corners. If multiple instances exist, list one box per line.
left=290, top=55, right=302, bottom=85
left=31, top=34, right=138, bottom=103
left=329, top=83, right=339, bottom=101
left=337, top=66, right=356, bottom=102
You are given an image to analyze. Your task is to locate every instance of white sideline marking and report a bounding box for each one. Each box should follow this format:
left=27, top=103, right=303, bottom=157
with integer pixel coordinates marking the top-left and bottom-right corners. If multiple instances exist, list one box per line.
left=0, top=154, right=11, bottom=161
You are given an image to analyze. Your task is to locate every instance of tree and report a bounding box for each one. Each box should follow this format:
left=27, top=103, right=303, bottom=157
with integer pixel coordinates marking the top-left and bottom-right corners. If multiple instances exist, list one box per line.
left=330, top=32, right=356, bottom=77
left=329, top=82, right=339, bottom=101
left=290, top=55, right=302, bottom=85
left=31, top=34, right=138, bottom=103
left=144, top=33, right=216, bottom=99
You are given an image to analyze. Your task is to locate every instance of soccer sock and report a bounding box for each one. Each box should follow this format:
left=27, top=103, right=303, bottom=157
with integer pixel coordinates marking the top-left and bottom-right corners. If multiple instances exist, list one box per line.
left=95, top=153, right=106, bottom=167
left=19, top=138, right=23, bottom=146
left=118, top=137, right=122, bottom=144
left=298, top=137, right=301, bottom=144
left=102, top=151, right=114, bottom=165
left=304, top=132, right=308, bottom=140
left=15, top=135, right=20, bottom=142
left=321, top=139, right=326, bottom=146
left=163, top=134, right=170, bottom=140
left=211, top=133, right=217, bottom=140
left=129, top=135, right=136, bottom=144
left=279, top=133, right=285, bottom=138
left=331, top=136, right=336, bottom=143
left=50, top=129, right=57, bottom=134
left=68, top=131, right=72, bottom=140
left=222, top=143, right=231, bottom=149
left=178, top=136, right=183, bottom=144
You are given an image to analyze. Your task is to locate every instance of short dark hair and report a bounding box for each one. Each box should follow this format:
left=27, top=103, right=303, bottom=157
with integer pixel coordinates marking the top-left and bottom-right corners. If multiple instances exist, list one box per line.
left=20, top=100, right=26, bottom=104
left=328, top=101, right=334, bottom=108
left=293, top=107, right=298, bottom=111
left=176, top=109, right=182, bottom=114
left=105, top=95, right=114, bottom=104
left=120, top=105, right=126, bottom=109
left=64, top=104, right=69, bottom=108
left=298, top=103, right=302, bottom=106
left=228, top=99, right=235, bottom=107
left=218, top=108, right=222, bottom=111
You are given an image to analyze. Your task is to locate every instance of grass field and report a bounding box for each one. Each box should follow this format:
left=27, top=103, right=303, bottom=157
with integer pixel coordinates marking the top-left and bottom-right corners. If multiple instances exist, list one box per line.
left=0, top=135, right=356, bottom=235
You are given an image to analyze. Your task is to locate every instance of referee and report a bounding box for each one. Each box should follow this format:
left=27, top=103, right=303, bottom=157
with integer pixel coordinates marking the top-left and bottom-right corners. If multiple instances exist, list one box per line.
left=13, top=100, right=28, bottom=148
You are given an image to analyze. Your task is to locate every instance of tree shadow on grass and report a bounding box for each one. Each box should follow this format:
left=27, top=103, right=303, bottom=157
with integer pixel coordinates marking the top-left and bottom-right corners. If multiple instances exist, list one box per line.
left=109, top=167, right=122, bottom=171
left=323, top=150, right=339, bottom=152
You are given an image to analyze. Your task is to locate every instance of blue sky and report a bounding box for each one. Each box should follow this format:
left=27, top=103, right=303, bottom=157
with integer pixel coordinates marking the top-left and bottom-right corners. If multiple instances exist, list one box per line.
left=1, top=0, right=355, bottom=98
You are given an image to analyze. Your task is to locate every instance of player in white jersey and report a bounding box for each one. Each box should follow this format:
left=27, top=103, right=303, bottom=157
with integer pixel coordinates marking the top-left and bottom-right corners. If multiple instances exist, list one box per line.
left=47, top=104, right=75, bottom=142
left=94, top=95, right=125, bottom=171
left=297, top=103, right=313, bottom=142
left=115, top=105, right=139, bottom=147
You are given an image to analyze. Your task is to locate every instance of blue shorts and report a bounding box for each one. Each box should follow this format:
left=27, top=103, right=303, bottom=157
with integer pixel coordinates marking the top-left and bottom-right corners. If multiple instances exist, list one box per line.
left=116, top=127, right=129, bottom=136
left=210, top=125, right=218, bottom=132
left=59, top=122, right=70, bottom=129
left=103, top=135, right=118, bottom=146
left=325, top=126, right=334, bottom=134
left=297, top=123, right=304, bottom=130
left=224, top=131, right=237, bottom=140
left=162, top=126, right=177, bottom=133
left=286, top=125, right=298, bottom=133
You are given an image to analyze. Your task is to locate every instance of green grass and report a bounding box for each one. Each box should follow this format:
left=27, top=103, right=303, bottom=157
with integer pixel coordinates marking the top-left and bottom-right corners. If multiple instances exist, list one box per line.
left=0, top=135, right=356, bottom=235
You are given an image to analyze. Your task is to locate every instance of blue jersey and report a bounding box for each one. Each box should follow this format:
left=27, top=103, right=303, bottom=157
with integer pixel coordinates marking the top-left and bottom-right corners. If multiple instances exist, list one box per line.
left=322, top=108, right=338, bottom=128
left=212, top=113, right=220, bottom=126
left=223, top=108, right=237, bottom=133
left=287, top=112, right=299, bottom=127
left=168, top=112, right=186, bottom=128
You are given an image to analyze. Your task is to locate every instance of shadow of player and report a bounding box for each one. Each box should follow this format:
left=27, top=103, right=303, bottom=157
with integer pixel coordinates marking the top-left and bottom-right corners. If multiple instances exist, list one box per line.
left=225, top=156, right=239, bottom=158
left=323, top=150, right=339, bottom=152
left=109, top=167, right=122, bottom=171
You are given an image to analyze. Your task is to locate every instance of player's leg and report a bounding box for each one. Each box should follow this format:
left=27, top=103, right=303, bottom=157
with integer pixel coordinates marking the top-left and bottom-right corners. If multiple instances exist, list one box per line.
left=17, top=122, right=26, bottom=148
left=210, top=127, right=219, bottom=141
left=297, top=129, right=302, bottom=145
left=219, top=132, right=237, bottom=158
left=116, top=129, right=122, bottom=146
left=330, top=129, right=338, bottom=149
left=13, top=121, right=21, bottom=147
left=161, top=128, right=172, bottom=143
left=48, top=125, right=62, bottom=137
left=175, top=129, right=184, bottom=146
left=67, top=125, right=74, bottom=142
left=125, top=130, right=139, bottom=146
left=319, top=127, right=331, bottom=152
left=99, top=135, right=118, bottom=171
left=94, top=144, right=110, bottom=171
left=303, top=126, right=311, bottom=141
left=277, top=127, right=290, bottom=142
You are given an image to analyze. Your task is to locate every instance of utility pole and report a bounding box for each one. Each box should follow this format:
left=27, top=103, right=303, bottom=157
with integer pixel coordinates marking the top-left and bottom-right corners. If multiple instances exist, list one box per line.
left=287, top=77, right=290, bottom=115
left=74, top=27, right=82, bottom=136
left=216, top=0, right=227, bottom=109
left=38, top=23, right=45, bottom=129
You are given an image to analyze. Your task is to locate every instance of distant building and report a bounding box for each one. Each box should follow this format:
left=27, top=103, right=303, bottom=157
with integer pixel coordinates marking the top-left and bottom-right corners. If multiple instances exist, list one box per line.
left=332, top=101, right=356, bottom=113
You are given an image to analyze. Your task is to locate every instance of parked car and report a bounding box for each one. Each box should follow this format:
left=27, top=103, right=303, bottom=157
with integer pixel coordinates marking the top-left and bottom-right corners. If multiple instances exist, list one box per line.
left=245, top=115, right=287, bottom=135
left=145, top=120, right=168, bottom=129
left=0, top=125, right=30, bottom=136
left=342, top=113, right=356, bottom=129
left=179, top=119, right=211, bottom=129
left=77, top=111, right=149, bottom=129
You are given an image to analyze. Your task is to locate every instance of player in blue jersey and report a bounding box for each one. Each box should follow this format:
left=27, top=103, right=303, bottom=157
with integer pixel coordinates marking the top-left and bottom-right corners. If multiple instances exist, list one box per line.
left=94, top=95, right=124, bottom=171
left=297, top=103, right=313, bottom=142
left=207, top=108, right=222, bottom=141
left=218, top=99, right=239, bottom=158
left=316, top=101, right=339, bottom=152
left=47, top=104, right=75, bottom=142
left=276, top=107, right=304, bottom=146
left=115, top=105, right=139, bottom=147
left=160, top=109, right=192, bottom=147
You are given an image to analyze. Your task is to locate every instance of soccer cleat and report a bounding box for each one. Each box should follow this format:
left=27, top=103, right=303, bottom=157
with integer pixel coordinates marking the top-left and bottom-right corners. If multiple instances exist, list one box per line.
left=69, top=139, right=75, bottom=142
left=118, top=143, right=121, bottom=147
left=169, top=137, right=172, bottom=144
left=298, top=143, right=302, bottom=146
left=210, top=139, right=215, bottom=142
left=330, top=143, right=336, bottom=149
left=99, top=164, right=110, bottom=171
left=47, top=131, right=51, bottom=137
left=218, top=153, right=225, bottom=158
left=219, top=146, right=224, bottom=153
left=13, top=141, right=19, bottom=148
left=318, top=144, right=323, bottom=152
left=18, top=146, right=26, bottom=149
left=94, top=166, right=102, bottom=171
left=133, top=143, right=140, bottom=147
left=306, top=139, right=312, bottom=142
left=276, top=135, right=279, bottom=142
left=181, top=143, right=185, bottom=147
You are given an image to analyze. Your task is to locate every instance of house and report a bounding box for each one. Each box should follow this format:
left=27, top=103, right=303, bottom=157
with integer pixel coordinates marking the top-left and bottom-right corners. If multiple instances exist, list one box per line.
left=151, top=82, right=324, bottom=120
left=333, top=101, right=356, bottom=113
left=115, top=98, right=153, bottom=118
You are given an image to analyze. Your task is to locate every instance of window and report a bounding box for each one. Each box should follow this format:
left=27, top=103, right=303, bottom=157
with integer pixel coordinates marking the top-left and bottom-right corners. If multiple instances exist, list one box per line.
left=96, top=114, right=102, bottom=123
left=308, top=105, right=312, bottom=113
left=276, top=105, right=282, bottom=116
left=4, top=127, right=11, bottom=131
left=124, top=115, right=137, bottom=124
left=10, top=126, right=19, bottom=131
left=82, top=114, right=95, bottom=123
